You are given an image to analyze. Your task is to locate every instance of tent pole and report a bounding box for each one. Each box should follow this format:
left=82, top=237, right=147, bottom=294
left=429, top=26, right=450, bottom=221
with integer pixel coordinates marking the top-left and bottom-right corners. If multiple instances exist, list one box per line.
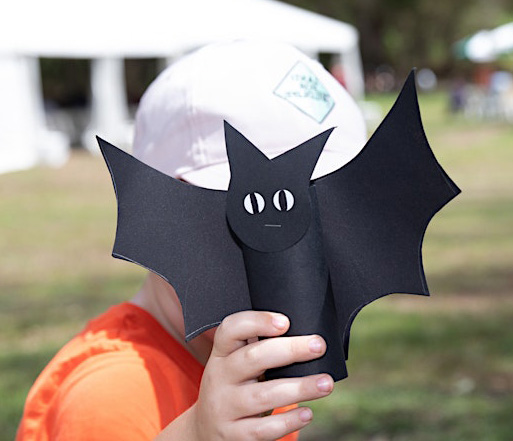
left=337, top=47, right=365, bottom=99
left=83, top=57, right=132, bottom=153
left=0, top=55, right=69, bottom=173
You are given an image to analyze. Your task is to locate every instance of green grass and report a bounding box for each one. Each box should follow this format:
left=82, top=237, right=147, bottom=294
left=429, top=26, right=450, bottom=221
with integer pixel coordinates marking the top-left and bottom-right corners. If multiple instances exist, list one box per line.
left=301, top=91, right=513, bottom=440
left=1, top=91, right=513, bottom=440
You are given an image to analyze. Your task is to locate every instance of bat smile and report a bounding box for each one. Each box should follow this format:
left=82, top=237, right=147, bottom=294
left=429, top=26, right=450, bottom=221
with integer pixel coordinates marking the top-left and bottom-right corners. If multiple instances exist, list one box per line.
left=264, top=224, right=282, bottom=228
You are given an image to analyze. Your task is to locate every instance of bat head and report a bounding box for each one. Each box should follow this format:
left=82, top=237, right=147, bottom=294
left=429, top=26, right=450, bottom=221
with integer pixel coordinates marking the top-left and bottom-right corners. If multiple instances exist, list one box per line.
left=224, top=122, right=333, bottom=253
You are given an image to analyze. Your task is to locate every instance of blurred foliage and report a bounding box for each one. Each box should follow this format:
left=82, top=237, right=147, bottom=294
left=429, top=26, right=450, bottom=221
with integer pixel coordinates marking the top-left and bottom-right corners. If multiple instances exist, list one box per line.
left=40, top=58, right=90, bottom=107
left=124, top=58, right=160, bottom=104
left=41, top=58, right=159, bottom=107
left=284, top=0, right=513, bottom=75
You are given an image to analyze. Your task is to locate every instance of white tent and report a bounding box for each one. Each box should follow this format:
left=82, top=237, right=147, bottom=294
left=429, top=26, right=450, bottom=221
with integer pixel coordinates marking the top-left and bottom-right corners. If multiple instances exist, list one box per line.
left=0, top=55, right=69, bottom=173
left=457, top=22, right=513, bottom=62
left=1, top=0, right=364, bottom=172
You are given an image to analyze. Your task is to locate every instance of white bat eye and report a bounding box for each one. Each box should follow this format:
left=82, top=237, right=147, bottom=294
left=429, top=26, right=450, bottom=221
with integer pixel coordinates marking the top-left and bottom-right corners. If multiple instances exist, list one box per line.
left=244, top=192, right=265, bottom=214
left=273, top=189, right=294, bottom=212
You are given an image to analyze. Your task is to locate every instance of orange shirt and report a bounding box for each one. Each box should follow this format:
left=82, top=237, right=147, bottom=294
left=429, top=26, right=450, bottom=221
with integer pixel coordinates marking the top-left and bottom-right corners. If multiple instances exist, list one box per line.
left=16, top=303, right=298, bottom=441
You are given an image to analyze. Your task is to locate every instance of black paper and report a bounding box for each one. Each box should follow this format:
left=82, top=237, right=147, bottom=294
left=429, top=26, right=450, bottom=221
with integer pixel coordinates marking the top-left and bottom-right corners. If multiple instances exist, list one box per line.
left=98, top=71, right=460, bottom=382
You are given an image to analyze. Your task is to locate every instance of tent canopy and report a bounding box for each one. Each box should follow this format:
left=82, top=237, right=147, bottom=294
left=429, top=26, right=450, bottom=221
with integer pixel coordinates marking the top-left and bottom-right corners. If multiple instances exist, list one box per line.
left=456, top=22, right=513, bottom=63
left=0, top=0, right=364, bottom=173
left=1, top=0, right=358, bottom=58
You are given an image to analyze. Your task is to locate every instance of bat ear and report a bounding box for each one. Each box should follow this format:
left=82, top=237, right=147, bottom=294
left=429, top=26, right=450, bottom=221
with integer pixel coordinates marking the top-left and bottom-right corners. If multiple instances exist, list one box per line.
left=96, top=135, right=112, bottom=152
left=95, top=136, right=120, bottom=169
left=385, top=69, right=421, bottom=129
left=273, top=127, right=334, bottom=182
left=224, top=121, right=270, bottom=179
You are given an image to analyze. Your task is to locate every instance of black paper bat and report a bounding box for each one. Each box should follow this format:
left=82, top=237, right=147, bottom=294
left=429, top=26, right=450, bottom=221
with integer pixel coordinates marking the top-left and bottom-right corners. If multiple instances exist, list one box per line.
left=98, top=72, right=460, bottom=381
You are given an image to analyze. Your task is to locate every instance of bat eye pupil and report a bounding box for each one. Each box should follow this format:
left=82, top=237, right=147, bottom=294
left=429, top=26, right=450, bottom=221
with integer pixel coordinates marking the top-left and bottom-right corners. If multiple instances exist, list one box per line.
left=278, top=190, right=287, bottom=211
left=244, top=192, right=265, bottom=214
left=273, top=189, right=294, bottom=212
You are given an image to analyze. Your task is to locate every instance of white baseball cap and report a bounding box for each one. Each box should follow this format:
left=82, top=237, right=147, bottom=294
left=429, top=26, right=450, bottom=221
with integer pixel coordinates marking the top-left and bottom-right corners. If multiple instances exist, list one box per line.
left=133, top=40, right=366, bottom=190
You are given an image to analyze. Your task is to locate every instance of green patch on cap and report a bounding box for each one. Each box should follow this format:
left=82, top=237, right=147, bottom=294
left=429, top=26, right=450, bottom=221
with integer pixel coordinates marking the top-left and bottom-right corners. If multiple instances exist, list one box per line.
left=274, top=61, right=335, bottom=123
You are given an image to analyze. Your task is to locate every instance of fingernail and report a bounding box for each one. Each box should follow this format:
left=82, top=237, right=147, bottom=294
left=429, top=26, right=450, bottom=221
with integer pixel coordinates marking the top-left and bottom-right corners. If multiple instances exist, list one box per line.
left=299, top=408, right=313, bottom=422
left=317, top=376, right=333, bottom=393
left=309, top=337, right=323, bottom=353
left=272, top=315, right=288, bottom=330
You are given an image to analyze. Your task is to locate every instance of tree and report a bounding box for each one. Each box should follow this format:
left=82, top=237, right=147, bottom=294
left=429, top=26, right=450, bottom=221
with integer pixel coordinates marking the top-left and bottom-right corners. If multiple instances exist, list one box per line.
left=283, top=0, right=513, bottom=76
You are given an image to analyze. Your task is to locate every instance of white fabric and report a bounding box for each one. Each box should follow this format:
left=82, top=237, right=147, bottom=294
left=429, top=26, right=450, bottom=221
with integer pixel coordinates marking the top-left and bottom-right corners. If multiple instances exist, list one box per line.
left=1, top=0, right=357, bottom=55
left=0, top=0, right=363, bottom=97
left=0, top=0, right=364, bottom=173
left=464, top=23, right=513, bottom=62
left=133, top=41, right=367, bottom=190
left=82, top=58, right=133, bottom=154
left=0, top=55, right=69, bottom=174
left=465, top=30, right=497, bottom=63
left=491, top=23, right=513, bottom=55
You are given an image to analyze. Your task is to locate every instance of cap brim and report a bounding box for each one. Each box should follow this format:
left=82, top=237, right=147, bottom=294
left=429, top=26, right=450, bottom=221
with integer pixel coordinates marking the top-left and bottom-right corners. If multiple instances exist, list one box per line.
left=180, top=148, right=361, bottom=191
left=180, top=162, right=231, bottom=190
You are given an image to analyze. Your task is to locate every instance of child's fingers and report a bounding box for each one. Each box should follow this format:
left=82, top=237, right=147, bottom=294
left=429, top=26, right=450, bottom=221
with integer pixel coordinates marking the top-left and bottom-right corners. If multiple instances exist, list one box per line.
left=235, top=374, right=333, bottom=418
left=231, top=406, right=313, bottom=441
left=211, top=311, right=290, bottom=358
left=227, top=334, right=326, bottom=381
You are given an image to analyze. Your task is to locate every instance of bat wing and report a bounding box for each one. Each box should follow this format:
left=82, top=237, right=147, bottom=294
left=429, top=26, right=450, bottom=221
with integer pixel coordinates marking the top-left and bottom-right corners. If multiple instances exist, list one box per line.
left=313, top=71, right=460, bottom=359
left=97, top=138, right=251, bottom=340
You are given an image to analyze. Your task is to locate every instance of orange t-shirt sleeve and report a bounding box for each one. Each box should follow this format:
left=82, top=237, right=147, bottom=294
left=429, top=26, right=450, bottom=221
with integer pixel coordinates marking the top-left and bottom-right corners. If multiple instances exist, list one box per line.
left=274, top=404, right=300, bottom=441
left=17, top=301, right=300, bottom=441
left=49, top=363, right=299, bottom=441
left=49, top=356, right=172, bottom=441
left=48, top=362, right=299, bottom=441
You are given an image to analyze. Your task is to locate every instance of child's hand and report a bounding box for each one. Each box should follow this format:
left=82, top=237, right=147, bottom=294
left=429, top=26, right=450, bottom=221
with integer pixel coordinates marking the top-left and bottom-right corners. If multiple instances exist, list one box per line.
left=191, top=310, right=334, bottom=440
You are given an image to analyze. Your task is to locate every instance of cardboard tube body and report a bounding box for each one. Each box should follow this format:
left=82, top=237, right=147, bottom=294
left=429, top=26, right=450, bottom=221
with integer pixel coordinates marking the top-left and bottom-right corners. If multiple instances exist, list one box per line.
left=242, top=188, right=347, bottom=381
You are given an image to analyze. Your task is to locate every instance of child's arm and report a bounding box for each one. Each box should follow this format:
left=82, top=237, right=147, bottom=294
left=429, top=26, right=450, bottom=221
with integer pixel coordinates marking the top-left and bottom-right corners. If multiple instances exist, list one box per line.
left=156, top=310, right=334, bottom=441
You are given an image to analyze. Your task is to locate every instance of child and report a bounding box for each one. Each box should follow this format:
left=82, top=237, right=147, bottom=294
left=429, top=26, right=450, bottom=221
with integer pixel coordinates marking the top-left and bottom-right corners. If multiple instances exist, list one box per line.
left=16, top=40, right=367, bottom=441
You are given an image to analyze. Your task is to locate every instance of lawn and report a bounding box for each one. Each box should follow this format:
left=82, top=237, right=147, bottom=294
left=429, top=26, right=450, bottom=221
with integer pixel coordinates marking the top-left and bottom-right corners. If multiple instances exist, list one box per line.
left=1, top=90, right=512, bottom=440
